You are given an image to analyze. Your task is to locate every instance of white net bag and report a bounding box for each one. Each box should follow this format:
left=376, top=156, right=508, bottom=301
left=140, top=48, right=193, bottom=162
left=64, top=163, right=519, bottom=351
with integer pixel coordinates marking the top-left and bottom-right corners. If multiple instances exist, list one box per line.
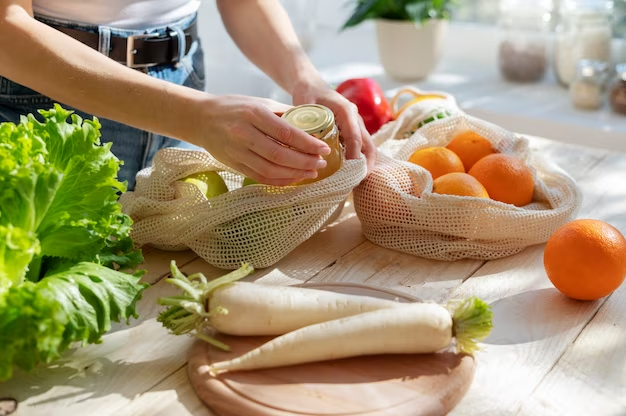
left=354, top=110, right=583, bottom=261
left=119, top=148, right=367, bottom=269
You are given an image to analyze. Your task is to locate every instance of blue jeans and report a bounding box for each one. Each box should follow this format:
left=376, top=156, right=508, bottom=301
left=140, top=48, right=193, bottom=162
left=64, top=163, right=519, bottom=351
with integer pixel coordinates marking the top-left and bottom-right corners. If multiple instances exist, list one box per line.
left=0, top=13, right=205, bottom=190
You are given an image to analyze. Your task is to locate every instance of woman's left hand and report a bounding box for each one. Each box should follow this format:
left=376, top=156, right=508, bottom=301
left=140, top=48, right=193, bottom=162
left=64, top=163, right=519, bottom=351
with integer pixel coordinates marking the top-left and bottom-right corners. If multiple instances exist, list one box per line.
left=292, top=78, right=378, bottom=174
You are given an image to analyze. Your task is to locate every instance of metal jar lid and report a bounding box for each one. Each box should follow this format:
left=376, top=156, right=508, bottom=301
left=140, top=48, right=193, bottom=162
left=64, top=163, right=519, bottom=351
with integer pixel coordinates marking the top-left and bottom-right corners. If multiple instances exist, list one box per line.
left=281, top=104, right=335, bottom=138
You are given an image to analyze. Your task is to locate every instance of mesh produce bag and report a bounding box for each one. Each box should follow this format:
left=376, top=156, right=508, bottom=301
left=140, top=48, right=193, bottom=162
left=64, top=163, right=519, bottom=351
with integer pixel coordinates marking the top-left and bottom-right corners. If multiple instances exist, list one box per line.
left=119, top=148, right=367, bottom=269
left=354, top=110, right=583, bottom=261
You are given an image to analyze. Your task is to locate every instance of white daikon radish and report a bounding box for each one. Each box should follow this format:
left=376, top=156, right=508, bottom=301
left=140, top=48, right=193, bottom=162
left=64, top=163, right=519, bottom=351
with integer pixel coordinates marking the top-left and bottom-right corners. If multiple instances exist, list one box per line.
left=157, top=261, right=408, bottom=350
left=208, top=297, right=493, bottom=375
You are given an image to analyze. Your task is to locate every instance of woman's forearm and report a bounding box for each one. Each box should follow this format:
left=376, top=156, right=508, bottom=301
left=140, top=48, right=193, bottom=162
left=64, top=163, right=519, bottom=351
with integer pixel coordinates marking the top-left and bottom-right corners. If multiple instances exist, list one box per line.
left=0, top=5, right=207, bottom=144
left=216, top=0, right=322, bottom=95
left=0, top=2, right=340, bottom=185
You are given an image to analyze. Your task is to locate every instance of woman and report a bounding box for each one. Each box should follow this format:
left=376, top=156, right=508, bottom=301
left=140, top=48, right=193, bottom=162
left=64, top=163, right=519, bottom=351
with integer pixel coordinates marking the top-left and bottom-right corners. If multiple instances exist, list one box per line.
left=0, top=0, right=376, bottom=189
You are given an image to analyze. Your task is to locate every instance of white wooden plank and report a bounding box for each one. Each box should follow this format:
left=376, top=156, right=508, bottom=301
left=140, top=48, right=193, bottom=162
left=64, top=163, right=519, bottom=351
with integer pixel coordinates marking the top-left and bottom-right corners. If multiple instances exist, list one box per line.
left=517, top=283, right=626, bottom=416
left=114, top=367, right=213, bottom=416
left=307, top=240, right=484, bottom=303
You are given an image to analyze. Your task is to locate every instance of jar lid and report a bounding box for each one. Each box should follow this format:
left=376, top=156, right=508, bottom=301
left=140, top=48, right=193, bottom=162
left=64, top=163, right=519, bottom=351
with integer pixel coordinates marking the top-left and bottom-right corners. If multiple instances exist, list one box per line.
left=281, top=104, right=335, bottom=137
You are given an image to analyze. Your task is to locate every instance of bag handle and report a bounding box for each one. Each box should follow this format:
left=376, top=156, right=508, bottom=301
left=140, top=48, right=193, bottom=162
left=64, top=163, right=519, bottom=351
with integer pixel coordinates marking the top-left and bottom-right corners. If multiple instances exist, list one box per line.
left=389, top=87, right=447, bottom=119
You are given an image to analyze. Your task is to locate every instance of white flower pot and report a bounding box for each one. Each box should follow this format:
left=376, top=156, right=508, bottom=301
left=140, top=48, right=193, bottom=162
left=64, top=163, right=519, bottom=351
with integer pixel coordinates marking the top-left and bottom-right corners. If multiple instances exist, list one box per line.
left=375, top=19, right=448, bottom=82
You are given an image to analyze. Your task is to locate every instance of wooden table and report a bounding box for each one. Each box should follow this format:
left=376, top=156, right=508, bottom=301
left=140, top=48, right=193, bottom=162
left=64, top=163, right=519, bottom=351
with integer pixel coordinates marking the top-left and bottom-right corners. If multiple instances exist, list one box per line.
left=2, top=134, right=626, bottom=416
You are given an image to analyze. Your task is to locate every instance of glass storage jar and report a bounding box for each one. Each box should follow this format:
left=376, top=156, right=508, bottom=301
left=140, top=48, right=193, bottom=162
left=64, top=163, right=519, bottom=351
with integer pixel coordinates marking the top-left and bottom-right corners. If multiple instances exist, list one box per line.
left=569, top=59, right=610, bottom=109
left=553, top=0, right=614, bottom=87
left=497, top=0, right=553, bottom=82
left=609, top=63, right=626, bottom=114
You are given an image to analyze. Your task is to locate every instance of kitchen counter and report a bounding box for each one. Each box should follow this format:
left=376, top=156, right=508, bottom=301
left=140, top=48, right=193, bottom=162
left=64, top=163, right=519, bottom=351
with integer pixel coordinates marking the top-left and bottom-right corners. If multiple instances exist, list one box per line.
left=2, top=132, right=626, bottom=415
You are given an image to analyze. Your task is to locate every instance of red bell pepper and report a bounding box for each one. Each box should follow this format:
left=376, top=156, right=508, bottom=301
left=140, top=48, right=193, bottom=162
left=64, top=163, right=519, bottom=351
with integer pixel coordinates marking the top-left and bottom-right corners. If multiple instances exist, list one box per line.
left=336, top=78, right=393, bottom=135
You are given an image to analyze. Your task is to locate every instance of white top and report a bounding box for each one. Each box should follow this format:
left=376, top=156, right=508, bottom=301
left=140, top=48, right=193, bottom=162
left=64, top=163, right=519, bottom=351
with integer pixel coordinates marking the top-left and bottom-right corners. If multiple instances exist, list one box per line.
left=33, top=0, right=201, bottom=30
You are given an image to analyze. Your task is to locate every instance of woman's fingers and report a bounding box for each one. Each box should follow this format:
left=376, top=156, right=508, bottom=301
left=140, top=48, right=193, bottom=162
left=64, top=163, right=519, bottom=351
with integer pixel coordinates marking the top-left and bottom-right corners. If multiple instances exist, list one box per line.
left=243, top=126, right=325, bottom=172
left=334, top=102, right=363, bottom=160
left=254, top=138, right=327, bottom=173
left=235, top=163, right=299, bottom=186
left=251, top=106, right=331, bottom=156
left=236, top=150, right=318, bottom=186
left=357, top=116, right=378, bottom=173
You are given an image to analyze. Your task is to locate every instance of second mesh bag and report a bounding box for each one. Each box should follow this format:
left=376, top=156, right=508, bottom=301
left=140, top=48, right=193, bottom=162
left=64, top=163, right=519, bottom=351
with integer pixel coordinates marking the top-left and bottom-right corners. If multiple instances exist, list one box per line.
left=354, top=111, right=583, bottom=261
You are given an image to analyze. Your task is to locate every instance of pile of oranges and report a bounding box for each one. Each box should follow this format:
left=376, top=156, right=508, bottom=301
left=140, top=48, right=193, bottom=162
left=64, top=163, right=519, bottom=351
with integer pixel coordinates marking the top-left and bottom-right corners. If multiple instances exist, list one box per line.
left=408, top=131, right=535, bottom=207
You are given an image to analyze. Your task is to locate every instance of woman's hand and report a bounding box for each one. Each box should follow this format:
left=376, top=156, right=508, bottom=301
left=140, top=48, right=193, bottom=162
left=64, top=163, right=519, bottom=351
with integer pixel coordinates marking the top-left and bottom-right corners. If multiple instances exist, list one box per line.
left=292, top=77, right=378, bottom=173
left=195, top=95, right=332, bottom=186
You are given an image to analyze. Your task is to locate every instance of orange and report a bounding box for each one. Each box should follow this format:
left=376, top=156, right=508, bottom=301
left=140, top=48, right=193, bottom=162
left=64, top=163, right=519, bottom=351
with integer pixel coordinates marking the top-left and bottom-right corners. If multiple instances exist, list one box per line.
left=544, top=219, right=626, bottom=301
left=446, top=131, right=497, bottom=171
left=408, top=147, right=465, bottom=180
left=468, top=153, right=534, bottom=207
left=432, top=172, right=489, bottom=198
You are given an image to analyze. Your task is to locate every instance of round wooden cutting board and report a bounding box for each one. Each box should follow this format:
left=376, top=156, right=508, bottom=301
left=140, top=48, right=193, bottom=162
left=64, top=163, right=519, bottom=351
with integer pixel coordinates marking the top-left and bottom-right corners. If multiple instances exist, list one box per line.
left=187, top=283, right=476, bottom=416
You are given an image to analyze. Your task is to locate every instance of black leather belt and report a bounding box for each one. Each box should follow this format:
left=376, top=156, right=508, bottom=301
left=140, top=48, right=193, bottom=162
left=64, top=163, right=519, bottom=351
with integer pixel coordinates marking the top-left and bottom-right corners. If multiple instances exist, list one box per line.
left=48, top=20, right=198, bottom=69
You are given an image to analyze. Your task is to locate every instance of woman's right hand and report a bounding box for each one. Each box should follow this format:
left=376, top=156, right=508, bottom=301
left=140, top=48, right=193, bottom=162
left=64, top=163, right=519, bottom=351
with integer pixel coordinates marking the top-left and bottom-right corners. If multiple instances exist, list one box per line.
left=193, top=94, right=332, bottom=186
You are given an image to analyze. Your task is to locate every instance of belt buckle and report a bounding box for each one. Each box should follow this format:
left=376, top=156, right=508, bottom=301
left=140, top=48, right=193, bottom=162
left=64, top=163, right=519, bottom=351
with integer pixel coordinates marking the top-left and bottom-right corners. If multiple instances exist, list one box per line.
left=126, top=33, right=160, bottom=68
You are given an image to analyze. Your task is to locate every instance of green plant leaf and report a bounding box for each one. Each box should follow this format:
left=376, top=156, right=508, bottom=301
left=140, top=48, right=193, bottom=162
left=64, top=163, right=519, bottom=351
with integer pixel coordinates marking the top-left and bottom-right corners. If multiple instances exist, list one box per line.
left=341, top=0, right=454, bottom=29
left=405, top=2, right=429, bottom=21
left=341, top=0, right=383, bottom=29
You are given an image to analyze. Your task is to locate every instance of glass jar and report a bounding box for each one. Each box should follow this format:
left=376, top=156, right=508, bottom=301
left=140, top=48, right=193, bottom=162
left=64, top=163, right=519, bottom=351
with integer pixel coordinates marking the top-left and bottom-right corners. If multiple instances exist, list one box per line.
left=281, top=104, right=343, bottom=185
left=569, top=59, right=610, bottom=109
left=553, top=0, right=614, bottom=87
left=609, top=63, right=626, bottom=114
left=497, top=0, right=553, bottom=82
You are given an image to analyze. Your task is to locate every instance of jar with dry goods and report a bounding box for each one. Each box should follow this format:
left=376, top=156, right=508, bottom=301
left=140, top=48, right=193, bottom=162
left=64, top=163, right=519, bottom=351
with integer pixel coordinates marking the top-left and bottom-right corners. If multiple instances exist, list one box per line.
left=280, top=104, right=343, bottom=185
left=569, top=59, right=609, bottom=109
left=609, top=63, right=626, bottom=115
left=497, top=0, right=553, bottom=83
left=553, top=0, right=614, bottom=87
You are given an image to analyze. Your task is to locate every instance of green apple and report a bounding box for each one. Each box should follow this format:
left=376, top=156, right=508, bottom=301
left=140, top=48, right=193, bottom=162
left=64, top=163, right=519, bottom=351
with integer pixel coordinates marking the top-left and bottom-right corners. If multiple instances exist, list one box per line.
left=181, top=171, right=229, bottom=199
left=242, top=177, right=259, bottom=187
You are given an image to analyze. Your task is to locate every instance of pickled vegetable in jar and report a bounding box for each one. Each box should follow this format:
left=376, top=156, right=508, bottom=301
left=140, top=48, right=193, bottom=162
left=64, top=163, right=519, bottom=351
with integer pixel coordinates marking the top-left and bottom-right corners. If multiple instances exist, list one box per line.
left=281, top=104, right=343, bottom=185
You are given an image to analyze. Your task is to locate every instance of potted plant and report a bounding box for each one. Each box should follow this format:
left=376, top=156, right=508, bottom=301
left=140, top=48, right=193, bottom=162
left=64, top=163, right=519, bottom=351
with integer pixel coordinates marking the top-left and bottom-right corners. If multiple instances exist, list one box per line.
left=342, top=0, right=455, bottom=82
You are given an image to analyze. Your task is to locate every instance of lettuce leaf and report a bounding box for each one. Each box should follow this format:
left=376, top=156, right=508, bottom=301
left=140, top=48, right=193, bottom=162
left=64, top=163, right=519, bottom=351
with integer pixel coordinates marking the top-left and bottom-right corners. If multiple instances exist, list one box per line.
left=0, top=104, right=149, bottom=381
left=0, top=262, right=148, bottom=380
left=0, top=225, right=40, bottom=291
